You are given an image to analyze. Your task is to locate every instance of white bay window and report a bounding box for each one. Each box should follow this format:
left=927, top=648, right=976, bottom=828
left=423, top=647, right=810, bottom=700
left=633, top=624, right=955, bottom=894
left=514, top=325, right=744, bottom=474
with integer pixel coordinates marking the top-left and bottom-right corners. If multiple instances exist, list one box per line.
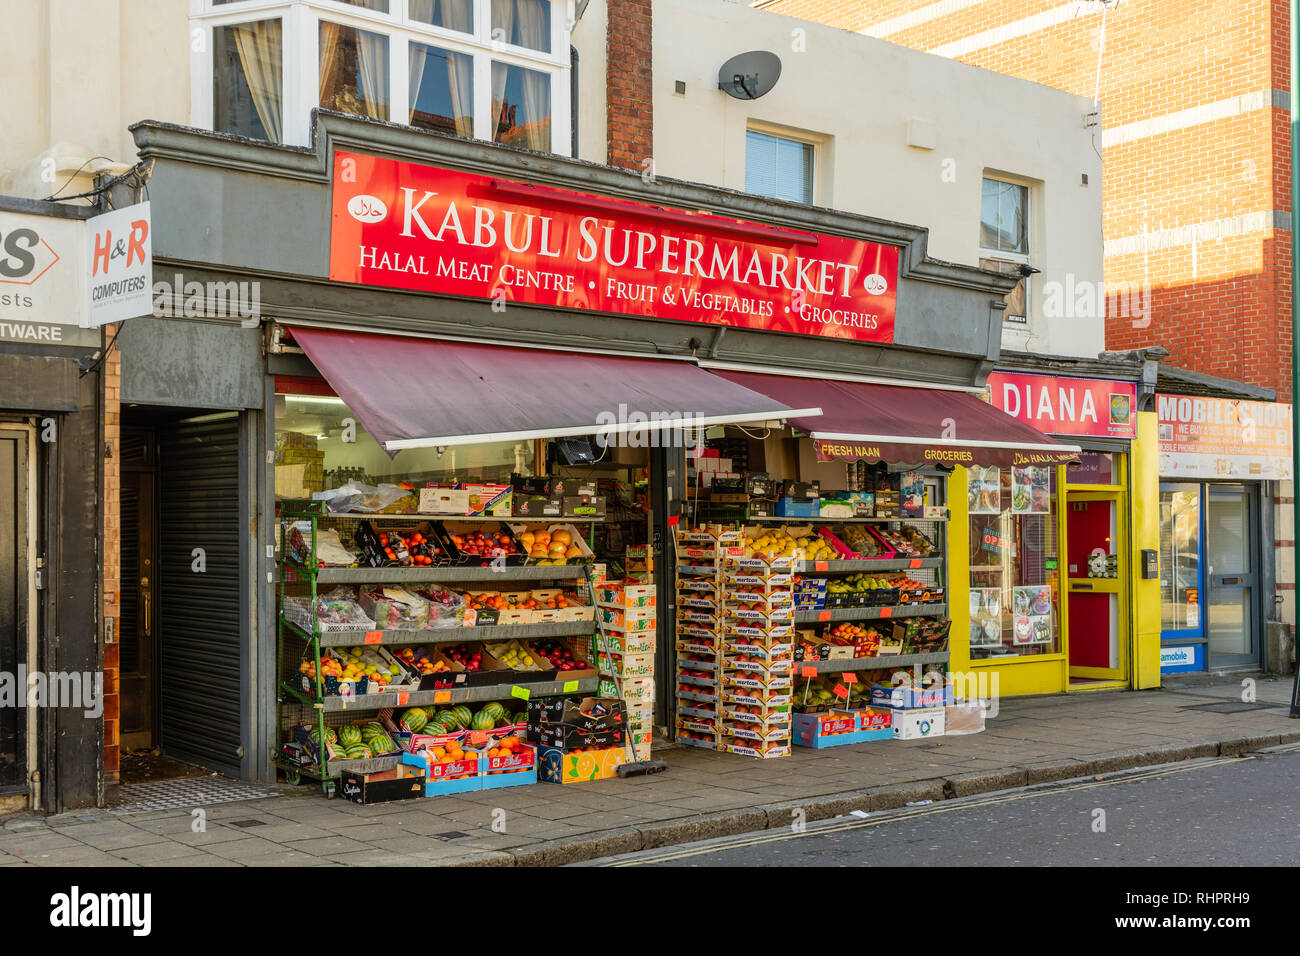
left=193, top=0, right=572, bottom=152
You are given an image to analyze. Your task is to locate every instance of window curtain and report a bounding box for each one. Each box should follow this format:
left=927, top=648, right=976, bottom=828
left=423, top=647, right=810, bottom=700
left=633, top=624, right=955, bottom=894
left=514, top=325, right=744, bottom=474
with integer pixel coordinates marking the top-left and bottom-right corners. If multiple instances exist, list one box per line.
left=514, top=2, right=549, bottom=149
left=408, top=42, right=427, bottom=125
left=319, top=21, right=342, bottom=105
left=355, top=30, right=388, bottom=119
left=490, top=3, right=516, bottom=138
left=441, top=2, right=474, bottom=135
left=231, top=20, right=283, bottom=142
left=410, top=0, right=473, bottom=31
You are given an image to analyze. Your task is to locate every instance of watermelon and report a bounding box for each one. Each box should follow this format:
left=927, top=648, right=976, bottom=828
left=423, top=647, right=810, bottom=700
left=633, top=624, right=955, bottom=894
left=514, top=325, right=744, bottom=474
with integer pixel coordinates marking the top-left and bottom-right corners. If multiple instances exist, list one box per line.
left=344, top=743, right=372, bottom=759
left=424, top=722, right=448, bottom=737
left=401, top=707, right=428, bottom=732
left=339, top=724, right=362, bottom=747
left=308, top=725, right=337, bottom=745
left=452, top=705, right=473, bottom=729
left=433, top=709, right=459, bottom=730
left=470, top=708, right=495, bottom=731
left=482, top=702, right=506, bottom=723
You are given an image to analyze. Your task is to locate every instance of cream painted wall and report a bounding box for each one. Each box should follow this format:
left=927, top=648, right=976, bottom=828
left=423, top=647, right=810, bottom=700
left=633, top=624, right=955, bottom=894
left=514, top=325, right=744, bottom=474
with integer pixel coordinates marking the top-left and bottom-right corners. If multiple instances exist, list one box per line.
left=570, top=0, right=608, bottom=165
left=0, top=0, right=188, bottom=200
left=653, top=0, right=1106, bottom=360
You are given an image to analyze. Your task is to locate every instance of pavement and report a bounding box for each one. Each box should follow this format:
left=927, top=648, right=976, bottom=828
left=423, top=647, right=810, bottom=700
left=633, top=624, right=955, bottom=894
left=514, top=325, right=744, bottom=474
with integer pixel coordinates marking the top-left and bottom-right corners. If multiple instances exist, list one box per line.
left=1, top=673, right=1296, bottom=868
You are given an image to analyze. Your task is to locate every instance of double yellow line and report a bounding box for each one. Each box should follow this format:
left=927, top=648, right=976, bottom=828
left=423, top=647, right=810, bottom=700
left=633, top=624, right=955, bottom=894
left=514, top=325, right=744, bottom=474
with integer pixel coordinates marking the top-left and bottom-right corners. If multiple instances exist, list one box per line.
left=604, top=756, right=1251, bottom=865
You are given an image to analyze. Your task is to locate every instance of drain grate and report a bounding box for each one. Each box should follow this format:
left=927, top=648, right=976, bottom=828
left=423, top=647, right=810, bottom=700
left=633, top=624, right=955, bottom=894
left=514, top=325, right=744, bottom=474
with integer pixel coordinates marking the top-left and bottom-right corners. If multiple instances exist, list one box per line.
left=111, top=776, right=282, bottom=815
left=1181, top=700, right=1273, bottom=714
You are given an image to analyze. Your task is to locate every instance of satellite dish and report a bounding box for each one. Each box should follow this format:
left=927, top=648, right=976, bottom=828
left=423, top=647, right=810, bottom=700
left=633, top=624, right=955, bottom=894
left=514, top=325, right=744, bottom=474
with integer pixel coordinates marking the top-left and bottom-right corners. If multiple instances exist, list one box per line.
left=717, top=50, right=782, bottom=100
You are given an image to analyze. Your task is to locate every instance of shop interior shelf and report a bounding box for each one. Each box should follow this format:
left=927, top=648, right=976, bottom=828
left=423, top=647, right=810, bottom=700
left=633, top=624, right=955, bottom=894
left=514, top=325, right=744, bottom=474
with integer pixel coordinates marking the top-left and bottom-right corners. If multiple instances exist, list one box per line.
left=310, top=512, right=604, bottom=523
left=318, top=676, right=599, bottom=712
left=311, top=620, right=596, bottom=647
left=303, top=564, right=591, bottom=584
left=747, top=515, right=949, bottom=524
left=794, top=603, right=947, bottom=623
left=792, top=651, right=950, bottom=673
left=793, top=556, right=943, bottom=573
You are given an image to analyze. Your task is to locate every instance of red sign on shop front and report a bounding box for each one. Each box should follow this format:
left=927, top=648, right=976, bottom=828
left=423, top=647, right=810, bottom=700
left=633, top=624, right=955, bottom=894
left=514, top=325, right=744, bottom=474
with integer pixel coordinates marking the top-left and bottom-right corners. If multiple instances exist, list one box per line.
left=328, top=152, right=898, bottom=343
left=984, top=371, right=1137, bottom=440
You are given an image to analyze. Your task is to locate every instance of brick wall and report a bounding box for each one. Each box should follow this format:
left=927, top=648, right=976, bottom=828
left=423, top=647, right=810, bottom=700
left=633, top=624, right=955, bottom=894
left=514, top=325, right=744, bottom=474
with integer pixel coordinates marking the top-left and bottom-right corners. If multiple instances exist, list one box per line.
left=606, top=0, right=653, bottom=170
left=759, top=0, right=1292, bottom=401
left=102, top=326, right=120, bottom=806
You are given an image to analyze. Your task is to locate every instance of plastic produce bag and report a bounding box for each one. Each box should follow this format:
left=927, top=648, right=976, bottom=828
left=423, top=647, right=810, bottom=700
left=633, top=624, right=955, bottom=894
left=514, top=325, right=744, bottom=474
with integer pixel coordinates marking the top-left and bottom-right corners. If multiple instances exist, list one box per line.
left=314, top=480, right=415, bottom=514
left=426, top=587, right=468, bottom=629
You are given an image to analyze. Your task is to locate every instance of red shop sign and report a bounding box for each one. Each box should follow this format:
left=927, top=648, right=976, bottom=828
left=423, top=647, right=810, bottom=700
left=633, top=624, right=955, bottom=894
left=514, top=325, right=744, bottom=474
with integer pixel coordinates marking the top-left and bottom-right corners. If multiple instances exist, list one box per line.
left=328, top=152, right=898, bottom=343
left=984, top=371, right=1137, bottom=440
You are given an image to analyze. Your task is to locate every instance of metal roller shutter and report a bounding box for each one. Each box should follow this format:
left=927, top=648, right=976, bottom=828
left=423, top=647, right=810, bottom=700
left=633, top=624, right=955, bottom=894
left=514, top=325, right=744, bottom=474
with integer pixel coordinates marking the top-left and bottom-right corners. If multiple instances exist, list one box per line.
left=158, top=414, right=243, bottom=776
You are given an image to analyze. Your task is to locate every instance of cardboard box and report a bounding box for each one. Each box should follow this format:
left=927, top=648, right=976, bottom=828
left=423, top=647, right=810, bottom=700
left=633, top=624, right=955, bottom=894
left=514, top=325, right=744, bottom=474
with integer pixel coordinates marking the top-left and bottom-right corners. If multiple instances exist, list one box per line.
left=539, top=744, right=626, bottom=784
left=780, top=480, right=821, bottom=501
left=792, top=708, right=893, bottom=748
left=339, top=763, right=427, bottom=804
left=514, top=495, right=564, bottom=517
left=595, top=580, right=656, bottom=609
left=602, top=676, right=654, bottom=701
left=596, top=603, right=656, bottom=628
left=550, top=477, right=598, bottom=497
left=595, top=630, right=656, bottom=655
left=419, top=488, right=473, bottom=515
left=461, top=484, right=513, bottom=517
left=532, top=721, right=626, bottom=750
left=528, top=696, right=627, bottom=732
left=402, top=748, right=483, bottom=796
left=563, top=494, right=606, bottom=518
left=597, top=649, right=655, bottom=678
left=870, top=682, right=954, bottom=710
left=891, top=706, right=946, bottom=740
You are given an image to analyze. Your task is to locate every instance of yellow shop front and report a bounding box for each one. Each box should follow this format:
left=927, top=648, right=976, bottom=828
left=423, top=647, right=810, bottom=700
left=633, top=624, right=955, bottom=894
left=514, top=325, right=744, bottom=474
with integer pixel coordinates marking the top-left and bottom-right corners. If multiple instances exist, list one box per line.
left=948, top=370, right=1162, bottom=698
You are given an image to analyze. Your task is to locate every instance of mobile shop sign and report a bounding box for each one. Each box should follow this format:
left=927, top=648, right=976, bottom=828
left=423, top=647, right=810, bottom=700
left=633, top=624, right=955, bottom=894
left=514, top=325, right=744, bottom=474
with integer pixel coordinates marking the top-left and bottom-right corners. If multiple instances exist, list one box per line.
left=84, top=202, right=152, bottom=328
left=0, top=209, right=99, bottom=347
left=1156, top=393, right=1293, bottom=480
left=984, top=372, right=1137, bottom=440
left=328, top=152, right=898, bottom=343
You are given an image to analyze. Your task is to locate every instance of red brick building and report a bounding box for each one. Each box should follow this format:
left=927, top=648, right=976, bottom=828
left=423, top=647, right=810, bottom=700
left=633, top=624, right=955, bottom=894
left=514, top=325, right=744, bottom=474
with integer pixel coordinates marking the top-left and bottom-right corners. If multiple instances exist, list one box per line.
left=755, top=0, right=1293, bottom=402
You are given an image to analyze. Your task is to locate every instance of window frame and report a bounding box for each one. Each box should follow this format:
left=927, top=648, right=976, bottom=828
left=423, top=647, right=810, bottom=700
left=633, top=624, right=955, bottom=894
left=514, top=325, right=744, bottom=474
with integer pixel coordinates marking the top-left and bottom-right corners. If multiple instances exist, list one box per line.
left=743, top=124, right=822, bottom=206
left=192, top=0, right=573, bottom=152
left=980, top=174, right=1033, bottom=327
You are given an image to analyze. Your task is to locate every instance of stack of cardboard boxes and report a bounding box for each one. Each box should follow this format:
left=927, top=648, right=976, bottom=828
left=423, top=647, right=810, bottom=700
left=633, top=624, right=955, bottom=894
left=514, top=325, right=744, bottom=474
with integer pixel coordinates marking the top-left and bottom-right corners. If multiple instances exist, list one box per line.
left=275, top=431, right=326, bottom=497
left=593, top=577, right=656, bottom=761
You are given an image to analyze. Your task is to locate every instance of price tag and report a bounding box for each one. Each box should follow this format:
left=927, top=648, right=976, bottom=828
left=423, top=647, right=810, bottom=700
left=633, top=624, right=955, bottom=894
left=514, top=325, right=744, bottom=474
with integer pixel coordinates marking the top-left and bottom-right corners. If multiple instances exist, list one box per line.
left=511, top=685, right=531, bottom=701
left=364, top=630, right=382, bottom=644
left=667, top=515, right=680, bottom=526
left=563, top=680, right=579, bottom=693
left=433, top=690, right=451, bottom=704
left=396, top=692, right=410, bottom=706
left=833, top=683, right=849, bottom=699
left=908, top=558, right=922, bottom=570
left=818, top=610, right=831, bottom=622
left=841, top=673, right=858, bottom=684
left=880, top=606, right=893, bottom=619
left=814, top=560, right=829, bottom=572
left=800, top=665, right=818, bottom=678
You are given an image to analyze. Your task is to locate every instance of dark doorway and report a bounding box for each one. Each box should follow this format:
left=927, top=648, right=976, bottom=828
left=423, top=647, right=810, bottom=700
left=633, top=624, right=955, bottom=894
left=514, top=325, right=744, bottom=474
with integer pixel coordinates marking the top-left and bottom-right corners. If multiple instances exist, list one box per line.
left=120, top=407, right=245, bottom=781
left=0, top=427, right=31, bottom=792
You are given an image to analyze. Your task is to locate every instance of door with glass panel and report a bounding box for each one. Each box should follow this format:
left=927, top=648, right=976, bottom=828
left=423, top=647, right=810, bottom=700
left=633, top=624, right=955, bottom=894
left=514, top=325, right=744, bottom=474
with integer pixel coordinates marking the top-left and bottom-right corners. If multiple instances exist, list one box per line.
left=1065, top=491, right=1128, bottom=681
left=1205, top=485, right=1258, bottom=668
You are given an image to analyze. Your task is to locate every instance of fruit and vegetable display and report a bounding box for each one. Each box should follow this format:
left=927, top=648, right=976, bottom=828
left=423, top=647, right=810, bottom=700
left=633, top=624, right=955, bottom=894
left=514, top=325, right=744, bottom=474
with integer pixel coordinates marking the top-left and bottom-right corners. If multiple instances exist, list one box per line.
left=445, top=643, right=486, bottom=671
left=447, top=528, right=519, bottom=560
left=516, top=527, right=585, bottom=562
left=392, top=646, right=454, bottom=676
left=827, top=524, right=886, bottom=558
left=532, top=638, right=591, bottom=672
left=872, top=525, right=937, bottom=557
left=486, top=640, right=544, bottom=671
left=300, top=646, right=408, bottom=691
left=400, top=701, right=522, bottom=736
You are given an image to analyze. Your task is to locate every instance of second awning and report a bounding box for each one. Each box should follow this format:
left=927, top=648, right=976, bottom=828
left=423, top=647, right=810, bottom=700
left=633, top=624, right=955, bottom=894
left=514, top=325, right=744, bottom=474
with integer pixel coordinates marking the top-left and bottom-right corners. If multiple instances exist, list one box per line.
left=709, top=369, right=1081, bottom=467
left=290, top=327, right=821, bottom=452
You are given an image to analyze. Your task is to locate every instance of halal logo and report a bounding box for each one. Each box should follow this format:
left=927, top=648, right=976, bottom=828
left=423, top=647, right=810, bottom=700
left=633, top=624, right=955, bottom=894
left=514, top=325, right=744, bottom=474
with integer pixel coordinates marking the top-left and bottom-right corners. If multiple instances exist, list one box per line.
left=862, top=273, right=888, bottom=295
left=347, top=194, right=388, bottom=223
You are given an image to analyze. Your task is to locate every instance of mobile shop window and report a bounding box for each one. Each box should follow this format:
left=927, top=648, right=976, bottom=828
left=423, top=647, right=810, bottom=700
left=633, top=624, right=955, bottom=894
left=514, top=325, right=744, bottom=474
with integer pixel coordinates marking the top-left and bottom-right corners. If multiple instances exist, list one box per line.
left=1159, top=485, right=1201, bottom=632
left=968, top=465, right=1060, bottom=657
left=273, top=393, right=536, bottom=502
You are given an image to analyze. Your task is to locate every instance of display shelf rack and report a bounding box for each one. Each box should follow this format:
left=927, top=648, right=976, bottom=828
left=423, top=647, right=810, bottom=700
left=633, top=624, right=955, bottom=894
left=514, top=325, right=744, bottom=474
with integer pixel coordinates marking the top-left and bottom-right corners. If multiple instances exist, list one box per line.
left=794, top=603, right=947, bottom=624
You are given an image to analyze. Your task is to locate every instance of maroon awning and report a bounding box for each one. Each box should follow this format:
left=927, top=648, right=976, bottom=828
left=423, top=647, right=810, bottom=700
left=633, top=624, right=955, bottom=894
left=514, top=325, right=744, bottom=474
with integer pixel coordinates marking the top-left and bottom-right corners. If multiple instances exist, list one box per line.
left=708, top=369, right=1081, bottom=467
left=289, top=327, right=821, bottom=452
